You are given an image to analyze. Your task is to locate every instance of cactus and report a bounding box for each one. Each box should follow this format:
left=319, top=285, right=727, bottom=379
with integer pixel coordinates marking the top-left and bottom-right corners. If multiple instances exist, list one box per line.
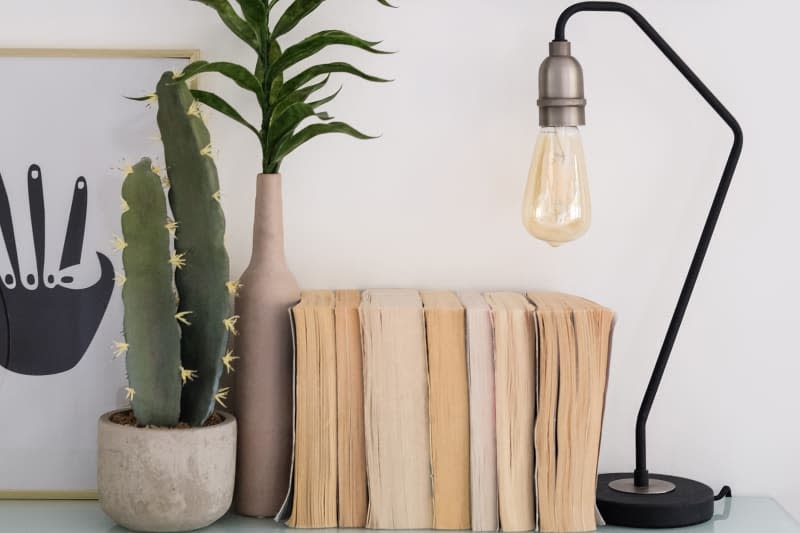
left=118, top=80, right=234, bottom=427
left=156, top=73, right=232, bottom=426
left=120, top=158, right=182, bottom=427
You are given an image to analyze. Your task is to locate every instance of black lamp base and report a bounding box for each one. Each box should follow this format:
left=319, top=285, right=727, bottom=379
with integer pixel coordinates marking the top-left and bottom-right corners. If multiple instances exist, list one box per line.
left=596, top=473, right=714, bottom=528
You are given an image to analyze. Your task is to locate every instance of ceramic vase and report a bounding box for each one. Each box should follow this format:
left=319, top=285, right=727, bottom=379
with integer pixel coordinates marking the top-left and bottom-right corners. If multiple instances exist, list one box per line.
left=233, top=173, right=299, bottom=517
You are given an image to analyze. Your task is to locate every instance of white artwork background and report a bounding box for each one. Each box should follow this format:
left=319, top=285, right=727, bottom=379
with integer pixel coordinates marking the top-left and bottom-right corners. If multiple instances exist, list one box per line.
left=0, top=55, right=188, bottom=490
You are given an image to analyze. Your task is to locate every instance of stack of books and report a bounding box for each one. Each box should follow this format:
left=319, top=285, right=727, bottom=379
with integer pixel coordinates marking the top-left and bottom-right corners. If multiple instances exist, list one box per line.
left=278, top=289, right=614, bottom=533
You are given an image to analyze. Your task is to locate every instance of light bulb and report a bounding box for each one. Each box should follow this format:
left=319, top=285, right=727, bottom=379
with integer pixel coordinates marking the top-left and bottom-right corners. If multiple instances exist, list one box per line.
left=522, top=126, right=591, bottom=246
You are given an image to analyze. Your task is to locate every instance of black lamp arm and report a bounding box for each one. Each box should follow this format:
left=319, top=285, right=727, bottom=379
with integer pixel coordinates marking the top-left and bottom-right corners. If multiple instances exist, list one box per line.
left=555, top=1, right=743, bottom=488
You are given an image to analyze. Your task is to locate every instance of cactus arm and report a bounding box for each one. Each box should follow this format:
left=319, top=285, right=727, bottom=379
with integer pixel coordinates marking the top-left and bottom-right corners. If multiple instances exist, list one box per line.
left=156, top=72, right=232, bottom=427
left=121, top=158, right=182, bottom=427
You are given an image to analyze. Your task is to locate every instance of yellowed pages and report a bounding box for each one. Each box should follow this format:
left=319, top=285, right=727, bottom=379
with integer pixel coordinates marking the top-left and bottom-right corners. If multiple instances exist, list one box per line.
left=458, top=291, right=499, bottom=532
left=550, top=293, right=579, bottom=533
left=528, top=291, right=614, bottom=533
left=360, top=289, right=433, bottom=529
left=335, top=290, right=367, bottom=527
left=527, top=292, right=558, bottom=532
left=485, top=292, right=536, bottom=532
left=422, top=290, right=471, bottom=530
left=288, top=291, right=337, bottom=528
left=555, top=293, right=614, bottom=532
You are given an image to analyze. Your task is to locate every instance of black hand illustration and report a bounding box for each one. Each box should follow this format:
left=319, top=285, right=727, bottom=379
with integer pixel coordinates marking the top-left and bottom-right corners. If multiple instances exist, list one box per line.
left=0, top=164, right=114, bottom=376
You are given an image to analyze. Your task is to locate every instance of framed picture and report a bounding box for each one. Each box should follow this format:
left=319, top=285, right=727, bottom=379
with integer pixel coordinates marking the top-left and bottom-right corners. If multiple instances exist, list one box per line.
left=0, top=49, right=198, bottom=498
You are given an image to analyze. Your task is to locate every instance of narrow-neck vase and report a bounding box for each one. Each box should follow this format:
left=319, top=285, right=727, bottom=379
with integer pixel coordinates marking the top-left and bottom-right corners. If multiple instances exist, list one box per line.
left=234, top=173, right=299, bottom=517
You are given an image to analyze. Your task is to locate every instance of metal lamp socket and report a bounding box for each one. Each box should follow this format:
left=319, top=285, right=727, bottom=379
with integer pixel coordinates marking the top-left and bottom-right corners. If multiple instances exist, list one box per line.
left=537, top=40, right=586, bottom=127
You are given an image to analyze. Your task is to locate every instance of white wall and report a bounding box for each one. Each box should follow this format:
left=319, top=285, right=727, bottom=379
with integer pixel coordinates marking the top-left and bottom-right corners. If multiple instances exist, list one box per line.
left=2, top=0, right=798, bottom=520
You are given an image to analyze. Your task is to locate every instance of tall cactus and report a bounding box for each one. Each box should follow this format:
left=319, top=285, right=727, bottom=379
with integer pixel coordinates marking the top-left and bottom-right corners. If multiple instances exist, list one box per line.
left=121, top=158, right=182, bottom=427
left=156, top=72, right=232, bottom=427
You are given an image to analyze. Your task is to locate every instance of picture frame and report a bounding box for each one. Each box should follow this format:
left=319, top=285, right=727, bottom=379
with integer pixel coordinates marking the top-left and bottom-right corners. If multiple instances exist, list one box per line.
left=0, top=48, right=199, bottom=499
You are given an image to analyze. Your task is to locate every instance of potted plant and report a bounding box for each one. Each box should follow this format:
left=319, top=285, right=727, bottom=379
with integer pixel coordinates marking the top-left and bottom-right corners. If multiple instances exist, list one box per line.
left=98, top=77, right=238, bottom=533
left=175, top=0, right=392, bottom=516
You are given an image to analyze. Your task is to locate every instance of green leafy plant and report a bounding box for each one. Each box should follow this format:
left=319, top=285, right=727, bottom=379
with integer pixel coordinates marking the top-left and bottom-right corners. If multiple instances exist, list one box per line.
left=173, top=0, right=392, bottom=173
left=119, top=78, right=236, bottom=427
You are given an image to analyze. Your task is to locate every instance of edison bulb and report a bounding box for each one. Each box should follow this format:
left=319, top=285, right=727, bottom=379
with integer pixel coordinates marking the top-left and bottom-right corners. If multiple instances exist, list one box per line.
left=522, top=126, right=591, bottom=246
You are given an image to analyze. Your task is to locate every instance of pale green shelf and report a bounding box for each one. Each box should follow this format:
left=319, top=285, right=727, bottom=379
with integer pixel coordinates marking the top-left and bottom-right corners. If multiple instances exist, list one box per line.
left=0, top=497, right=796, bottom=533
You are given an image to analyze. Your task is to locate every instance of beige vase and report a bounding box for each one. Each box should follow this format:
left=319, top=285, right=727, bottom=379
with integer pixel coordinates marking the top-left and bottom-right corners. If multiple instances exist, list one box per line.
left=233, top=173, right=299, bottom=517
left=97, top=410, right=237, bottom=532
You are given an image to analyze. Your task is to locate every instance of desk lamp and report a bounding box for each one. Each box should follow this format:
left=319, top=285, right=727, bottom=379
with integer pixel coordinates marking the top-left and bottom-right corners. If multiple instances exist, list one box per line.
left=524, top=2, right=743, bottom=528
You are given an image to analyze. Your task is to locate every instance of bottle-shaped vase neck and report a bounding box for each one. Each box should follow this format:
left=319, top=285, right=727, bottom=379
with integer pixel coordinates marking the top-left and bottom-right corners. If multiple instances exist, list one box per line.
left=250, top=173, right=286, bottom=265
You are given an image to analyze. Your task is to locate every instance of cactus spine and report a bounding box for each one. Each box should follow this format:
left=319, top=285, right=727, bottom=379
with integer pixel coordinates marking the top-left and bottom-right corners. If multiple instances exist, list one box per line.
left=121, top=158, right=182, bottom=427
left=156, top=72, right=232, bottom=427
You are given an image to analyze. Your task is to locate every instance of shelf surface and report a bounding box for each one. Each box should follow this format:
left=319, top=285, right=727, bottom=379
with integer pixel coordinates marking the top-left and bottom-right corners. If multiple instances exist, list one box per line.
left=0, top=497, right=796, bottom=532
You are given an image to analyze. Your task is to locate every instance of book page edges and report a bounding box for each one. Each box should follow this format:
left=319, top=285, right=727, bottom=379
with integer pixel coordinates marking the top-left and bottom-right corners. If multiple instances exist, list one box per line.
left=275, top=305, right=298, bottom=524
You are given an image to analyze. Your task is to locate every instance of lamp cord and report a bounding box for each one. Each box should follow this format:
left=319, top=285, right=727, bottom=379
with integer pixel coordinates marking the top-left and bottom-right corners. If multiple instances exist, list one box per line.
left=715, top=486, right=732, bottom=501
left=554, top=2, right=743, bottom=488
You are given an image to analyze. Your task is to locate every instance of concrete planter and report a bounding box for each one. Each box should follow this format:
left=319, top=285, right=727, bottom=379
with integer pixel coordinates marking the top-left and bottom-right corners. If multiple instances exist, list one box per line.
left=97, top=409, right=237, bottom=532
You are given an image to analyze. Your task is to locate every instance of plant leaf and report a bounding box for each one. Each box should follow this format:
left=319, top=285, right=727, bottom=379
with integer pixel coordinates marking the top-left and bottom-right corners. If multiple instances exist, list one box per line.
left=190, top=89, right=260, bottom=137
left=269, top=30, right=390, bottom=83
left=271, top=74, right=330, bottom=113
left=266, top=127, right=294, bottom=171
left=257, top=40, right=284, bottom=102
left=266, top=41, right=284, bottom=106
left=175, top=61, right=265, bottom=103
left=273, top=121, right=375, bottom=164
left=190, top=0, right=260, bottom=51
left=255, top=57, right=265, bottom=85
left=268, top=100, right=331, bottom=146
left=272, top=0, right=325, bottom=39
left=234, top=0, right=267, bottom=29
left=281, top=62, right=389, bottom=95
left=307, top=86, right=341, bottom=109
left=273, top=0, right=395, bottom=37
